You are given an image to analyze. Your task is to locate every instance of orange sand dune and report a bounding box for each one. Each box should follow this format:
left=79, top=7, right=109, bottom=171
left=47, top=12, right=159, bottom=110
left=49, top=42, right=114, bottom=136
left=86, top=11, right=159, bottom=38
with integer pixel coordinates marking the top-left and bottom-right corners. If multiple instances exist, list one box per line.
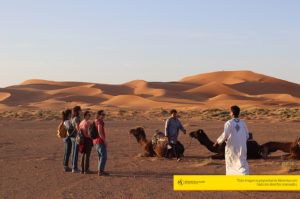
left=30, top=98, right=105, bottom=109
left=228, top=81, right=300, bottom=98
left=1, top=71, right=299, bottom=109
left=0, top=88, right=49, bottom=106
left=146, top=82, right=204, bottom=101
left=150, top=96, right=203, bottom=105
left=92, top=84, right=133, bottom=96
left=101, top=95, right=176, bottom=108
left=259, top=94, right=300, bottom=104
left=0, top=92, right=11, bottom=102
left=21, top=79, right=89, bottom=87
left=28, top=99, right=68, bottom=109
left=54, top=95, right=108, bottom=104
left=208, top=94, right=256, bottom=101
left=46, top=84, right=102, bottom=96
left=180, top=70, right=271, bottom=85
left=124, top=80, right=166, bottom=97
left=185, top=82, right=247, bottom=97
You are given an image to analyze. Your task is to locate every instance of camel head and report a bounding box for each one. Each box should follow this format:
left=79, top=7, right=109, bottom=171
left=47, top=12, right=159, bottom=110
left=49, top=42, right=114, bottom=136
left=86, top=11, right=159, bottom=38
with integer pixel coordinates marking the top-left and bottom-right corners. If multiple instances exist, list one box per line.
left=189, top=129, right=221, bottom=153
left=189, top=129, right=210, bottom=145
left=189, top=129, right=203, bottom=139
left=129, top=127, right=147, bottom=143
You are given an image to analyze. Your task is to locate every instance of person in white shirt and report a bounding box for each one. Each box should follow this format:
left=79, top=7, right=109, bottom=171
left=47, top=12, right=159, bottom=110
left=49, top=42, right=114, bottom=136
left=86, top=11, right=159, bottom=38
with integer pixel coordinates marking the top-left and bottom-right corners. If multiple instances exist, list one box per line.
left=62, top=109, right=73, bottom=172
left=214, top=105, right=250, bottom=175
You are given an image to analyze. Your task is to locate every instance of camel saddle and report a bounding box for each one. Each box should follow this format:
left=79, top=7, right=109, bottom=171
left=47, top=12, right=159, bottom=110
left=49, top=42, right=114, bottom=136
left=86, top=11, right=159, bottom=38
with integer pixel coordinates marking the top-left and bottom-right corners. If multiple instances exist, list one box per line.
left=151, top=131, right=169, bottom=150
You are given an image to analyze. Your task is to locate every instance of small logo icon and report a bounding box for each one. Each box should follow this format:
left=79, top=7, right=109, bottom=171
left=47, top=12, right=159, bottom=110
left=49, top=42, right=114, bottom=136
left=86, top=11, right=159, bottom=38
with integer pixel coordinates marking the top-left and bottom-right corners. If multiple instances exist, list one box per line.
left=177, top=179, right=184, bottom=186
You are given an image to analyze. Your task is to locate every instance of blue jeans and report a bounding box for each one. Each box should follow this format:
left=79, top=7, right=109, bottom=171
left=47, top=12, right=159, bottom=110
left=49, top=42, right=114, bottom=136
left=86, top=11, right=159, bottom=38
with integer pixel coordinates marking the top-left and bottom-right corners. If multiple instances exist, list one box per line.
left=95, top=144, right=107, bottom=172
left=70, top=137, right=79, bottom=169
left=63, top=137, right=72, bottom=167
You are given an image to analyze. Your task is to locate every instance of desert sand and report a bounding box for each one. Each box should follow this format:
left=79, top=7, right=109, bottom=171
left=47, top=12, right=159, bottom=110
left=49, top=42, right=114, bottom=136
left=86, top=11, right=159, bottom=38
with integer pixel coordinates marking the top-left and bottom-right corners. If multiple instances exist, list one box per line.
left=0, top=71, right=299, bottom=110
left=1, top=120, right=300, bottom=199
left=0, top=70, right=300, bottom=198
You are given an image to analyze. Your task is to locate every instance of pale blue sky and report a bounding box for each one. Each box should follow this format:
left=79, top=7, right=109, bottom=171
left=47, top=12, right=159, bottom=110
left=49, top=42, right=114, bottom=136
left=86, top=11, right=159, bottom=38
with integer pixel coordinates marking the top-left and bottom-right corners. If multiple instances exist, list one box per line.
left=0, top=0, right=299, bottom=87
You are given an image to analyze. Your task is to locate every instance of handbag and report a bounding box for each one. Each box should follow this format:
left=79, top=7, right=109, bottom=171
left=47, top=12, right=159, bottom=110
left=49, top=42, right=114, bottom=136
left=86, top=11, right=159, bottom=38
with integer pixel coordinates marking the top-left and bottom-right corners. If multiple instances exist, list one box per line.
left=76, top=131, right=84, bottom=145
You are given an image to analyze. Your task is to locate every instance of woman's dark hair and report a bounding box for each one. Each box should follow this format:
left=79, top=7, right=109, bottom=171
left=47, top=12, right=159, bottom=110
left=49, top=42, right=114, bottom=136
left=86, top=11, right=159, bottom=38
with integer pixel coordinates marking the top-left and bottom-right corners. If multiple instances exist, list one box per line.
left=170, top=109, right=177, bottom=114
left=62, top=109, right=72, bottom=121
left=96, top=110, right=105, bottom=119
left=83, top=111, right=90, bottom=118
left=72, top=106, right=81, bottom=118
left=231, top=105, right=240, bottom=118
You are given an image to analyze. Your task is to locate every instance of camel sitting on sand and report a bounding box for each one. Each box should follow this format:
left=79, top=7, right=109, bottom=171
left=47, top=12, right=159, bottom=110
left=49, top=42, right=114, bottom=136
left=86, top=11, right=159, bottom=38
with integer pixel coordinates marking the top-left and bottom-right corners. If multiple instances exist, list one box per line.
left=129, top=127, right=184, bottom=158
left=189, top=129, right=262, bottom=159
left=260, top=137, right=300, bottom=160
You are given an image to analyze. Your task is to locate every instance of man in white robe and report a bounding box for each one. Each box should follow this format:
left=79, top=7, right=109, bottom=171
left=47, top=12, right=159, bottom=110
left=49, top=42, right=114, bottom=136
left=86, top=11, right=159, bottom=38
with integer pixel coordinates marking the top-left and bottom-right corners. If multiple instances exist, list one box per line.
left=214, top=105, right=250, bottom=175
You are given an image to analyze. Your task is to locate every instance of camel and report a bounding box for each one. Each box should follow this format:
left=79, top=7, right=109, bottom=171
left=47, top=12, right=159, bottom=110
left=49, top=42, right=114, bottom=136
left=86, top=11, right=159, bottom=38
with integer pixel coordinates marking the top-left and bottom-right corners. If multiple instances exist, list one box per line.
left=189, top=129, right=262, bottom=159
left=261, top=137, right=300, bottom=160
left=129, top=127, right=184, bottom=158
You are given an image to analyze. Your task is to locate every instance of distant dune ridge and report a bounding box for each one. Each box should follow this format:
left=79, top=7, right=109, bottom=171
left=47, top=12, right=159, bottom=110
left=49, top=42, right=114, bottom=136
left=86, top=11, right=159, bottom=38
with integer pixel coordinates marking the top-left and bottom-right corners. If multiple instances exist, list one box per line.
left=0, top=70, right=299, bottom=109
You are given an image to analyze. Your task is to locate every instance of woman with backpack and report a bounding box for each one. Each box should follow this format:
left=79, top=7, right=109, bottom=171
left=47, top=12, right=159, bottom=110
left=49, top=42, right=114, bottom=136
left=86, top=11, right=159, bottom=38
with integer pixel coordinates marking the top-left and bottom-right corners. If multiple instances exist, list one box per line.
left=62, top=109, right=73, bottom=172
left=70, top=106, right=82, bottom=173
left=93, top=110, right=109, bottom=176
left=79, top=111, right=93, bottom=174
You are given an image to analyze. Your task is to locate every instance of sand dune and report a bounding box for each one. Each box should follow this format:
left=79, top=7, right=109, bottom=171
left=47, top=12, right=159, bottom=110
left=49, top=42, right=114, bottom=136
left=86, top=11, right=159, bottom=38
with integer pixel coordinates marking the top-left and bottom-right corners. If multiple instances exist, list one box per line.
left=185, top=82, right=246, bottom=97
left=124, top=80, right=166, bottom=97
left=46, top=84, right=102, bottom=96
left=1, top=71, right=299, bottom=109
left=0, top=92, right=11, bottom=102
left=259, top=94, right=300, bottom=104
left=180, top=70, right=277, bottom=85
left=229, top=81, right=300, bottom=98
left=92, top=84, right=133, bottom=96
left=28, top=99, right=68, bottom=109
left=0, top=88, right=49, bottom=106
left=21, top=79, right=88, bottom=87
left=208, top=94, right=255, bottom=101
left=101, top=95, right=176, bottom=108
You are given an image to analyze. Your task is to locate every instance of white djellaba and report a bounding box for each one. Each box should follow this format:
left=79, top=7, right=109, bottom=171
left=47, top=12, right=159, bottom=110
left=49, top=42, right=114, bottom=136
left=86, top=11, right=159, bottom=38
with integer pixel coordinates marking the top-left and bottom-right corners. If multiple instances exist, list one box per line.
left=217, top=118, right=250, bottom=175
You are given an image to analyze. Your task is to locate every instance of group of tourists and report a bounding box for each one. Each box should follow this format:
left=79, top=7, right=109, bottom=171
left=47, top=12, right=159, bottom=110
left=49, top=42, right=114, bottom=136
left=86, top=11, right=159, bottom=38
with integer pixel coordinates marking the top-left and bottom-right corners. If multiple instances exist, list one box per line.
left=61, top=106, right=109, bottom=176
left=60, top=104, right=250, bottom=176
